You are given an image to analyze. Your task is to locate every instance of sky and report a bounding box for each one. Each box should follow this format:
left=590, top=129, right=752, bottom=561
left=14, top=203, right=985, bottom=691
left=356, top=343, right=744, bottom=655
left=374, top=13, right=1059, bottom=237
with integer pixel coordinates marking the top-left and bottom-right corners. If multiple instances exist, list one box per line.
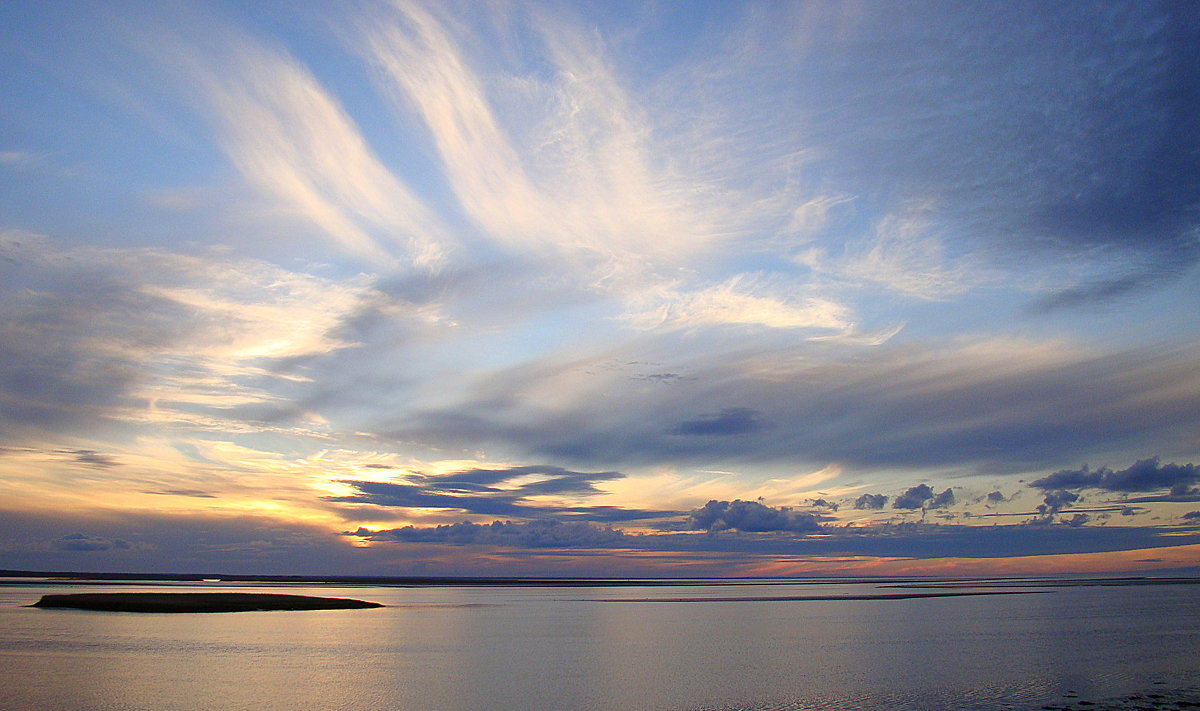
left=2, top=0, right=1199, bottom=578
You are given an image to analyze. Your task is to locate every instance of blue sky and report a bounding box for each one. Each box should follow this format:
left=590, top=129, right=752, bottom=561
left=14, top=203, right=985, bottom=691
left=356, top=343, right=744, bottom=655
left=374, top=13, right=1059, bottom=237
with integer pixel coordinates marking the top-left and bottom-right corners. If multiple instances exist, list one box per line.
left=2, top=0, right=1199, bottom=577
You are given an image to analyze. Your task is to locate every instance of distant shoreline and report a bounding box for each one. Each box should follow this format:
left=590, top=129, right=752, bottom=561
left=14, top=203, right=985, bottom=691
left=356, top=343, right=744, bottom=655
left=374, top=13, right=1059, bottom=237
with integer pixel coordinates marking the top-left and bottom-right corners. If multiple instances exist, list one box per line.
left=588, top=589, right=1053, bottom=602
left=29, top=592, right=384, bottom=613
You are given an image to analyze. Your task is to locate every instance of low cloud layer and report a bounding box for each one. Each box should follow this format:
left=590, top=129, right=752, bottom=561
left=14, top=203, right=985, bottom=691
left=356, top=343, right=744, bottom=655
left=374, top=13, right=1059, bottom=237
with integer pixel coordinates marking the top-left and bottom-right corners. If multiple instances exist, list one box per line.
left=891, top=485, right=955, bottom=511
left=1032, top=458, right=1199, bottom=494
left=351, top=520, right=629, bottom=548
left=687, top=500, right=822, bottom=533
left=344, top=516, right=1200, bottom=565
left=329, top=465, right=668, bottom=522
left=1037, top=490, right=1081, bottom=516
left=854, top=494, right=888, bottom=510
left=52, top=533, right=131, bottom=552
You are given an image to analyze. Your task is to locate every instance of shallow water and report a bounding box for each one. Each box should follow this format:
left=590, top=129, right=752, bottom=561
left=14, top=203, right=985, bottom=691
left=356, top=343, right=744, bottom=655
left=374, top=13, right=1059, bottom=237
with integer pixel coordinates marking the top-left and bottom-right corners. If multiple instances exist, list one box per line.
left=1, top=578, right=1197, bottom=711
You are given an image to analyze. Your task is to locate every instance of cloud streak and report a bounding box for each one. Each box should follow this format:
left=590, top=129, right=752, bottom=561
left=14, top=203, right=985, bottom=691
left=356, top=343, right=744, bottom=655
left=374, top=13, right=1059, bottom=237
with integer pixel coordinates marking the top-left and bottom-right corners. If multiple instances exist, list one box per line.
left=358, top=1, right=715, bottom=268
left=329, top=464, right=670, bottom=522
left=147, top=8, right=451, bottom=268
left=380, top=337, right=1200, bottom=475
left=0, top=231, right=372, bottom=438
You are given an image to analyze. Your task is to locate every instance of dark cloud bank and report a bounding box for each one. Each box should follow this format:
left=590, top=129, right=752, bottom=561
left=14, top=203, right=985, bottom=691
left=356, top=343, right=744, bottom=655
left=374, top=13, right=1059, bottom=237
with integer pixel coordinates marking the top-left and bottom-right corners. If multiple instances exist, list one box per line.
left=351, top=520, right=630, bottom=548
left=891, top=484, right=955, bottom=510
left=1032, top=457, right=1199, bottom=496
left=326, top=453, right=1200, bottom=571
left=348, top=516, right=1200, bottom=562
left=328, top=465, right=671, bottom=522
left=687, top=499, right=822, bottom=533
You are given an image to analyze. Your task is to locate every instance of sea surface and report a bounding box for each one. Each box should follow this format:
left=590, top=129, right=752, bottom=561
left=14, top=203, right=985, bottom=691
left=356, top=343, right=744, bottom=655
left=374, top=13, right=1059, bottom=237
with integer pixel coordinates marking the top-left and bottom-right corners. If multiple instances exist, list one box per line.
left=1, top=576, right=1198, bottom=711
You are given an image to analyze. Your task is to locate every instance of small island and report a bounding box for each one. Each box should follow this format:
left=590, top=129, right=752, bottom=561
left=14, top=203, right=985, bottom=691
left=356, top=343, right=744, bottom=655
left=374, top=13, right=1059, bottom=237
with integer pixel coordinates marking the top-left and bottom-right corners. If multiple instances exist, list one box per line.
left=30, top=592, right=384, bottom=613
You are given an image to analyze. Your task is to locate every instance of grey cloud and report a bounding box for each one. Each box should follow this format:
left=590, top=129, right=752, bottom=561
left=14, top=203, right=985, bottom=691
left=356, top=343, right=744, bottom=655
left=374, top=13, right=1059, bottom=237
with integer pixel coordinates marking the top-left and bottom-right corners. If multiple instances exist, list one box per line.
left=70, top=450, right=119, bottom=468
left=285, top=260, right=596, bottom=408
left=1028, top=273, right=1149, bottom=313
left=52, top=533, right=131, bottom=552
left=351, top=520, right=629, bottom=548
left=778, top=2, right=1200, bottom=285
left=330, top=481, right=526, bottom=517
left=893, top=484, right=935, bottom=510
left=985, top=491, right=1007, bottom=505
left=635, top=372, right=687, bottom=384
left=0, top=235, right=339, bottom=439
left=1104, top=459, right=1199, bottom=492
left=1120, top=492, right=1200, bottom=504
left=891, top=485, right=954, bottom=511
left=1032, top=458, right=1199, bottom=493
left=0, top=507, right=385, bottom=576
left=1183, top=511, right=1200, bottom=520
left=353, top=518, right=1194, bottom=562
left=0, top=253, right=188, bottom=435
left=1037, top=490, right=1080, bottom=516
left=687, top=500, right=821, bottom=533
left=7, top=506, right=1200, bottom=574
left=146, top=489, right=217, bottom=498
left=328, top=465, right=670, bottom=522
left=384, top=339, right=1200, bottom=477
left=1031, top=467, right=1103, bottom=490
left=854, top=493, right=888, bottom=510
left=929, top=488, right=955, bottom=509
left=1063, top=514, right=1091, bottom=528
left=413, top=465, right=622, bottom=497
left=672, top=408, right=763, bottom=436
left=1028, top=258, right=1198, bottom=313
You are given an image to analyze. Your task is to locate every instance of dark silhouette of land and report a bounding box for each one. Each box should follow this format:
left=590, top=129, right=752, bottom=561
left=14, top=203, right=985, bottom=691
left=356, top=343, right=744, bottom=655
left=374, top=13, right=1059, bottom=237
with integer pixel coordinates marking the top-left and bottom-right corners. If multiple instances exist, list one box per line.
left=588, top=589, right=1053, bottom=602
left=30, top=592, right=383, bottom=613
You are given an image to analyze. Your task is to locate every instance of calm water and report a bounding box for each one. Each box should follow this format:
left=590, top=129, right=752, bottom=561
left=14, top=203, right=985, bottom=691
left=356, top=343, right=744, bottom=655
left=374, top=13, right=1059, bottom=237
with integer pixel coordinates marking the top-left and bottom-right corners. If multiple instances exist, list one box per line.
left=1, top=578, right=1197, bottom=711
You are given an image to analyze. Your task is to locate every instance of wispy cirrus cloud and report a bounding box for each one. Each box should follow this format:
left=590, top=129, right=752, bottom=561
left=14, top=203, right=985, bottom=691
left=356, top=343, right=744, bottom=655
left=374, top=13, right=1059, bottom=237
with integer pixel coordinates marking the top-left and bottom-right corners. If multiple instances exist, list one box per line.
left=147, top=11, right=451, bottom=269
left=623, top=276, right=854, bottom=334
left=796, top=202, right=977, bottom=300
left=358, top=1, right=719, bottom=270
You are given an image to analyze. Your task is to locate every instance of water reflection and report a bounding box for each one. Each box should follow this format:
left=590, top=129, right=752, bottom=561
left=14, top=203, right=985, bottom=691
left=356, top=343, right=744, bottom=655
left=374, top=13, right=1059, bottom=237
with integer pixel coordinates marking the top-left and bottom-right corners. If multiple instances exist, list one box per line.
left=1, top=580, right=1197, bottom=711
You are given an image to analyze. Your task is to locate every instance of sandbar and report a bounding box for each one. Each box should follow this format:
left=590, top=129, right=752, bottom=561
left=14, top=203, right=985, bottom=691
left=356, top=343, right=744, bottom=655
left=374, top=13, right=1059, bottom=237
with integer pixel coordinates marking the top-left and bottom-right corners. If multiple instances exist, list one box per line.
left=30, top=592, right=384, bottom=613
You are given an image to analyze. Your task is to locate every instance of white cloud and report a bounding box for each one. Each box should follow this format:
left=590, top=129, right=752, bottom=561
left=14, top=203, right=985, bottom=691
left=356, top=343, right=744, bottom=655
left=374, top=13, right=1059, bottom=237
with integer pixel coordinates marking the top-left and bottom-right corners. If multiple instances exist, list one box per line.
left=798, top=202, right=976, bottom=300
left=0, top=233, right=384, bottom=433
left=0, top=150, right=39, bottom=165
left=153, top=19, right=450, bottom=269
left=624, top=275, right=852, bottom=333
left=358, top=1, right=729, bottom=280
